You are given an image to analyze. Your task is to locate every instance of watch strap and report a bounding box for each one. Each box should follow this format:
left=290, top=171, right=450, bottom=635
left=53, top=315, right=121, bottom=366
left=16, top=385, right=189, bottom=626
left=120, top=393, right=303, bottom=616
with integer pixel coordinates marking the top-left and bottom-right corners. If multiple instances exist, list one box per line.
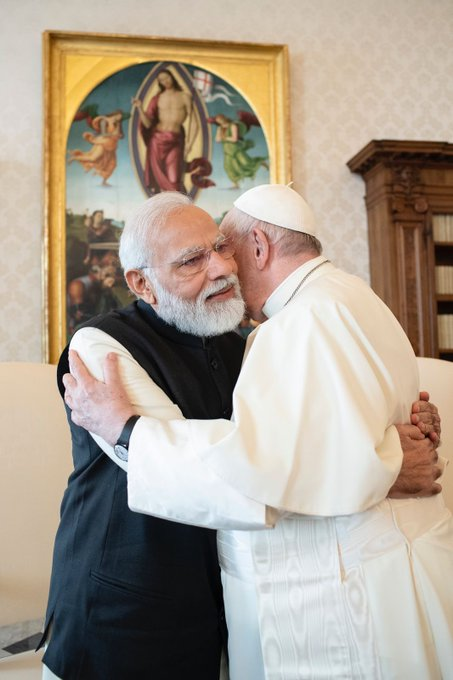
left=115, top=415, right=140, bottom=449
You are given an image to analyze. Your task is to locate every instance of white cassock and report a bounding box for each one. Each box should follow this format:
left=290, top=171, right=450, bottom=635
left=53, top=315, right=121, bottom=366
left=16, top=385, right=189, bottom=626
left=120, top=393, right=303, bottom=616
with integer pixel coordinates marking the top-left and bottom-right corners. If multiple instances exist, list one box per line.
left=72, top=257, right=453, bottom=680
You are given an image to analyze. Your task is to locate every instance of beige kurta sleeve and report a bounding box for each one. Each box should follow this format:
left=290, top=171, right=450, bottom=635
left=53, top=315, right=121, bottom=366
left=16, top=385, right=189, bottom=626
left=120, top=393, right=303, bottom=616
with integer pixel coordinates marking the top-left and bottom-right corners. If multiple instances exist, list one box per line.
left=70, top=327, right=270, bottom=529
left=129, top=282, right=418, bottom=516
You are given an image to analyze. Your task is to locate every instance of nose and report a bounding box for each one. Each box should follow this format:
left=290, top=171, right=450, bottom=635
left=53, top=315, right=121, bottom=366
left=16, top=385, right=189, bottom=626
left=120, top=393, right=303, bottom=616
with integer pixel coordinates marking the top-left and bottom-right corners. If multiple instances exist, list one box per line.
left=206, top=251, right=237, bottom=279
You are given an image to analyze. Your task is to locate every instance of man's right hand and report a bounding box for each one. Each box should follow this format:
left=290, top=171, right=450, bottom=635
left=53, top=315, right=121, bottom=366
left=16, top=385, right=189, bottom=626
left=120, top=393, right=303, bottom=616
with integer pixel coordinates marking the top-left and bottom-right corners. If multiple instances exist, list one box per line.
left=388, top=424, right=442, bottom=498
left=63, top=350, right=135, bottom=446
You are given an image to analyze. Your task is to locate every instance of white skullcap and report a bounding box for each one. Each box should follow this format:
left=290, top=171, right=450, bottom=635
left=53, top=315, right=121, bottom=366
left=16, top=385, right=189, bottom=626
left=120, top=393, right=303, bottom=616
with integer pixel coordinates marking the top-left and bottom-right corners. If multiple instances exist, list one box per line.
left=233, top=184, right=316, bottom=236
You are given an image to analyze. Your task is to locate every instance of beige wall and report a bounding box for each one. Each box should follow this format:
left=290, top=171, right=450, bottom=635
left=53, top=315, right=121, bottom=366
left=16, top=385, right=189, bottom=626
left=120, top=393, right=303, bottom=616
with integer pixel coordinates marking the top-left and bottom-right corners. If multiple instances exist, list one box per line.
left=1, top=0, right=452, bottom=361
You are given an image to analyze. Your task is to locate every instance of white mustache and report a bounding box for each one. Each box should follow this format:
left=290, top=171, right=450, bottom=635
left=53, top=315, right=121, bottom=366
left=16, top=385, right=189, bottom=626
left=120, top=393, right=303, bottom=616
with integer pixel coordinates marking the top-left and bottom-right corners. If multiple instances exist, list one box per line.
left=201, top=274, right=242, bottom=301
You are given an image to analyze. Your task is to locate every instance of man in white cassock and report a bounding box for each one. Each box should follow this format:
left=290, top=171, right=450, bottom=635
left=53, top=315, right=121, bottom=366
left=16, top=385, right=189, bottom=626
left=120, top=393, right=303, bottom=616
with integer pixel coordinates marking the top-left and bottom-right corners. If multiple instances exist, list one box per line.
left=64, top=184, right=452, bottom=680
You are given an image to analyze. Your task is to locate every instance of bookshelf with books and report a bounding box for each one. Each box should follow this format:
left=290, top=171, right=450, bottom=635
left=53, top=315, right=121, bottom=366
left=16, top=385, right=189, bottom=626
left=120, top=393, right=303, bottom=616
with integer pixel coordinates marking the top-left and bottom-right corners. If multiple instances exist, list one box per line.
left=433, top=216, right=453, bottom=359
left=347, top=140, right=453, bottom=361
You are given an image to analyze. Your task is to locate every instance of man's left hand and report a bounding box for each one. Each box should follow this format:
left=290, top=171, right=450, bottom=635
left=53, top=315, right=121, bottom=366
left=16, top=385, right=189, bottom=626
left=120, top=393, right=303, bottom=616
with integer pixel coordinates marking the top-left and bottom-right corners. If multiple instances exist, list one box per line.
left=411, top=391, right=441, bottom=444
left=389, top=424, right=442, bottom=498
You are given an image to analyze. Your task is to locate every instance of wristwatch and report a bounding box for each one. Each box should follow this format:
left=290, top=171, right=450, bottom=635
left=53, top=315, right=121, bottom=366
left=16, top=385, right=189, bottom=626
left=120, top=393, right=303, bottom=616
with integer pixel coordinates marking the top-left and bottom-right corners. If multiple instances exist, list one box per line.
left=113, top=415, right=140, bottom=462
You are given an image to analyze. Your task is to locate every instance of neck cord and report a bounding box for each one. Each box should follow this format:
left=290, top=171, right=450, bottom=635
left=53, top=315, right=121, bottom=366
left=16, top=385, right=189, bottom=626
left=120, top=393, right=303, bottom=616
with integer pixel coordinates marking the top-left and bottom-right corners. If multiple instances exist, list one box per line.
left=284, top=259, right=330, bottom=307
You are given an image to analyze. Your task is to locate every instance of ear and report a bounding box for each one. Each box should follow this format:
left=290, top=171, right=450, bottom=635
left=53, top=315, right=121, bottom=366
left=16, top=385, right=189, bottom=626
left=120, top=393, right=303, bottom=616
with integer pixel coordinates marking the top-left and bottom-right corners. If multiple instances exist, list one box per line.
left=125, top=270, right=157, bottom=304
left=251, top=228, right=271, bottom=270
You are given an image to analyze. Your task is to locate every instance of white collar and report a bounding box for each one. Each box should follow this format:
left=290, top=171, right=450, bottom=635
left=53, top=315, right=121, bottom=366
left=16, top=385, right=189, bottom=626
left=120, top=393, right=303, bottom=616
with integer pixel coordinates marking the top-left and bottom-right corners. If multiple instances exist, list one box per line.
left=262, top=256, right=330, bottom=318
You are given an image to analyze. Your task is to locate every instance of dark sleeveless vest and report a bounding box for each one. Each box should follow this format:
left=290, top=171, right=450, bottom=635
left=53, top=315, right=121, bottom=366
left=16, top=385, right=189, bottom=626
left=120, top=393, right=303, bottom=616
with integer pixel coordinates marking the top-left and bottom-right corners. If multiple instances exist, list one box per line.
left=41, top=300, right=245, bottom=679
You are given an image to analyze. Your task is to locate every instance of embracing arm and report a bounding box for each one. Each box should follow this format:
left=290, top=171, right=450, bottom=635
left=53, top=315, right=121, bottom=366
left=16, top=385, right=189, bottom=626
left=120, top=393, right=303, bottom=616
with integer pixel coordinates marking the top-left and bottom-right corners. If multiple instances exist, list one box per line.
left=64, top=338, right=272, bottom=529
left=66, top=328, right=182, bottom=469
left=66, top=332, right=442, bottom=517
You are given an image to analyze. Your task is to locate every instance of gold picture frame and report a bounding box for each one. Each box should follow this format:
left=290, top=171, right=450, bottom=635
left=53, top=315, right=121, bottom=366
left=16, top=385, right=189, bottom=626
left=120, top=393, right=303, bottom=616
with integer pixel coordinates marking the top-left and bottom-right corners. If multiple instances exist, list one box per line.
left=43, top=30, right=291, bottom=363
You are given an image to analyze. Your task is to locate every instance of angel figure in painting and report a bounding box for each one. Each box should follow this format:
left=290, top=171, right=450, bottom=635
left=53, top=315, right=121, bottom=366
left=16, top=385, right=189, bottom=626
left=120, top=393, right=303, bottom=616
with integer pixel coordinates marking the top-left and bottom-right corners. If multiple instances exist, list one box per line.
left=68, top=108, right=128, bottom=187
left=211, top=112, right=269, bottom=189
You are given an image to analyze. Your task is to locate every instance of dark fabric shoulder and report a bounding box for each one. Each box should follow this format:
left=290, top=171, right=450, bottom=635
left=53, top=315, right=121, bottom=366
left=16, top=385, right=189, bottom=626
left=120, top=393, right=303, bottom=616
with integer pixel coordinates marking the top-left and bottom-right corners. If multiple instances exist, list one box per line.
left=56, top=302, right=246, bottom=404
left=55, top=304, right=136, bottom=399
left=56, top=345, right=70, bottom=398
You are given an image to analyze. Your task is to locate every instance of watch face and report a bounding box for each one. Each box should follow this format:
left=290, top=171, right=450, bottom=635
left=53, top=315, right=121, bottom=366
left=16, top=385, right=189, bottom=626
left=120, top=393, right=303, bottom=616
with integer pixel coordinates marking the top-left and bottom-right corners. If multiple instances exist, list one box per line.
left=114, top=444, right=129, bottom=462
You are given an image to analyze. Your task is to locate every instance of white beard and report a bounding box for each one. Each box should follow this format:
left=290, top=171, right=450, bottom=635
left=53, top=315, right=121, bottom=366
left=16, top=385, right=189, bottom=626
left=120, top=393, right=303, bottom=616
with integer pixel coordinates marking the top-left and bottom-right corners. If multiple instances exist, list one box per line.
left=150, top=273, right=246, bottom=337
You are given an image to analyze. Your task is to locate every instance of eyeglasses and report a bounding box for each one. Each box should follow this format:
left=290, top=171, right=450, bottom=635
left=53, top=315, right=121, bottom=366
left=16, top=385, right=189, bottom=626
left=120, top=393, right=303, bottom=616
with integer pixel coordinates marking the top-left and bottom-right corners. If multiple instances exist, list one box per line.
left=141, top=237, right=236, bottom=278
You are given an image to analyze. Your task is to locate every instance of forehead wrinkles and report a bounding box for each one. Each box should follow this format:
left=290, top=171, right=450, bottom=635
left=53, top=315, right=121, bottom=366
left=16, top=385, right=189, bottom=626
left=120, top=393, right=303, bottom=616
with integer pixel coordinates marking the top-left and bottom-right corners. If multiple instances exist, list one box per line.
left=155, top=206, right=221, bottom=259
left=167, top=233, right=225, bottom=262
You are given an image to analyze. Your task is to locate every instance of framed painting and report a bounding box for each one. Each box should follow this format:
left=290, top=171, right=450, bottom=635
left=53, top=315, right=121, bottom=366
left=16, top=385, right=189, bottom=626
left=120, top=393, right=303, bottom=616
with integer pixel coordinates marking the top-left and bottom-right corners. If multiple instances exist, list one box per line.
left=43, top=31, right=291, bottom=362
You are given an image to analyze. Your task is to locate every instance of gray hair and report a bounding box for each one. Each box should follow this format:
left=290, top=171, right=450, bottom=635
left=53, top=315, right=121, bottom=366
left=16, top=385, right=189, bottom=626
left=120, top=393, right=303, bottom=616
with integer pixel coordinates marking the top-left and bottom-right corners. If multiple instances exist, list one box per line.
left=221, top=206, right=322, bottom=257
left=119, top=192, right=193, bottom=272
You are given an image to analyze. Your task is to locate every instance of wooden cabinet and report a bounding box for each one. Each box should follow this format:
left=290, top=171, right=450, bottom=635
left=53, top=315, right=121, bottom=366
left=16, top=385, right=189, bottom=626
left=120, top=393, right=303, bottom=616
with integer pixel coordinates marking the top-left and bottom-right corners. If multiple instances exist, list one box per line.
left=347, top=140, right=453, bottom=360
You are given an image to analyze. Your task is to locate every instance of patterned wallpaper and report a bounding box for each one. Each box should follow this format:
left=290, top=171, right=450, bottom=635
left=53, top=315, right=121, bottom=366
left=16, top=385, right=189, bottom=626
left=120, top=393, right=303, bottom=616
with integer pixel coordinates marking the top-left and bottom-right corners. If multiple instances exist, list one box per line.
left=1, top=0, right=453, bottom=361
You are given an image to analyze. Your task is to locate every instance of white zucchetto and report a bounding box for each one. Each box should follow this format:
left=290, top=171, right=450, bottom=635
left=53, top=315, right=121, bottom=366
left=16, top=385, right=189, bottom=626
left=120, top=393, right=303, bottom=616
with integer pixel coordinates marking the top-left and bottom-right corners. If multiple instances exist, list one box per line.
left=233, top=184, right=317, bottom=236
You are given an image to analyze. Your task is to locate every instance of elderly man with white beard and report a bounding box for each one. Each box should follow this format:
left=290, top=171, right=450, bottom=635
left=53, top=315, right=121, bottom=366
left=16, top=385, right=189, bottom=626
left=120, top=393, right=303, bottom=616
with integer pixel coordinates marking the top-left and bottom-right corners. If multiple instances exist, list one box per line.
left=40, top=192, right=255, bottom=680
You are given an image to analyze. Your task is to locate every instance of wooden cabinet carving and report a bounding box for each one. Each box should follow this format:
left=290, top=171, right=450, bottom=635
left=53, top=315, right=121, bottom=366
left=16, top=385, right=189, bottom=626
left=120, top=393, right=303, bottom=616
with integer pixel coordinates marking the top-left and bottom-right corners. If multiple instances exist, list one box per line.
left=347, top=140, right=453, bottom=360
